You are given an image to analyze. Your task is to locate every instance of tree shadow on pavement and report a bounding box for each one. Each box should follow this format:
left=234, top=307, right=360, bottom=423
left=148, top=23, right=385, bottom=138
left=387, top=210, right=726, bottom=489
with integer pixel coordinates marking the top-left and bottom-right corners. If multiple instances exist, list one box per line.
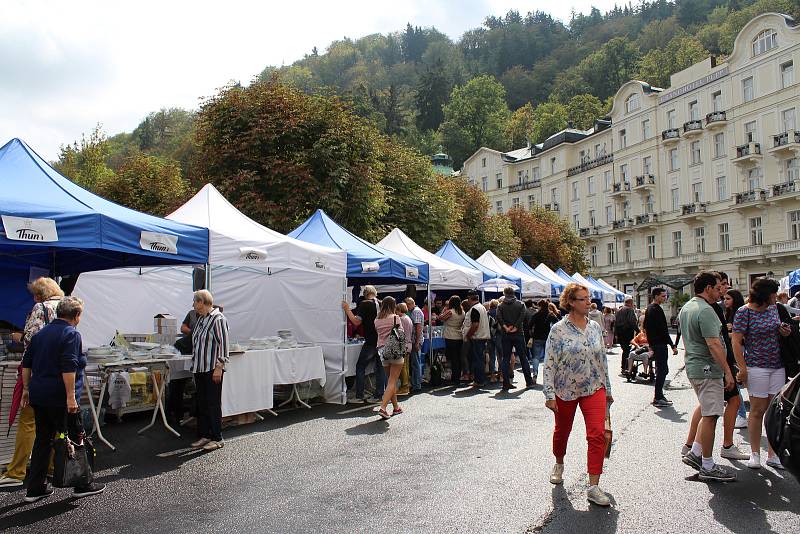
left=540, top=485, right=620, bottom=533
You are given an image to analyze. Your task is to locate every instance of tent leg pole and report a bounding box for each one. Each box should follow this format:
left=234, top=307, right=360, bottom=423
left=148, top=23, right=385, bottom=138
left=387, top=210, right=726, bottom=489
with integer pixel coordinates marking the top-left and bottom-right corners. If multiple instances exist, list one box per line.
left=342, top=278, right=348, bottom=405
left=427, top=285, right=432, bottom=369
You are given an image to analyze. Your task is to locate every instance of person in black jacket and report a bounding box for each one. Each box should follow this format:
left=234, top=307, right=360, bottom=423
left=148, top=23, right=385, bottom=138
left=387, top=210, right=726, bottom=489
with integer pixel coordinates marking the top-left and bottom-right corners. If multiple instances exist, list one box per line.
left=614, top=299, right=638, bottom=375
left=497, top=287, right=535, bottom=390
left=643, top=288, right=678, bottom=406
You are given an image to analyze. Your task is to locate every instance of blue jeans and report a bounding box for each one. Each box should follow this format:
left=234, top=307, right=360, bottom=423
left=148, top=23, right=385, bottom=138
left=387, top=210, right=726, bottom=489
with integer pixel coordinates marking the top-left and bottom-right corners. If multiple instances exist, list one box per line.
left=410, top=346, right=422, bottom=391
left=488, top=334, right=501, bottom=374
left=737, top=391, right=747, bottom=418
left=501, top=332, right=533, bottom=388
left=355, top=344, right=384, bottom=398
left=471, top=339, right=487, bottom=384
left=531, top=339, right=546, bottom=376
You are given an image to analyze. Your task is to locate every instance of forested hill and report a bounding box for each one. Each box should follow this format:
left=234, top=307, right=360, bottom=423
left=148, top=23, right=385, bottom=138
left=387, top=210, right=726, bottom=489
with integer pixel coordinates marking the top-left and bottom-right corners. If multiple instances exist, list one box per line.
left=259, top=0, right=800, bottom=166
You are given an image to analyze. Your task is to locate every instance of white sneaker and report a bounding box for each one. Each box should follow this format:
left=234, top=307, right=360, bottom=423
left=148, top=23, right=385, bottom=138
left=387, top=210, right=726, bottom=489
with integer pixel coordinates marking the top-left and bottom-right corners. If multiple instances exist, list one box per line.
left=746, top=454, right=761, bottom=469
left=720, top=444, right=750, bottom=460
left=680, top=444, right=691, bottom=456
left=0, top=475, right=23, bottom=487
left=766, top=457, right=785, bottom=470
left=549, top=463, right=564, bottom=485
left=587, top=485, right=611, bottom=506
left=734, top=415, right=748, bottom=429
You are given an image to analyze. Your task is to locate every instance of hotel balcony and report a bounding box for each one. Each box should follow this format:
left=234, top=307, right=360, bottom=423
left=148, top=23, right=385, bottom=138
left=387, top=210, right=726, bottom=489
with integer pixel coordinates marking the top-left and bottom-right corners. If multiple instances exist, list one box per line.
left=683, top=120, right=704, bottom=138
left=632, top=258, right=662, bottom=272
left=566, top=153, right=614, bottom=177
left=610, top=218, right=635, bottom=233
left=633, top=174, right=656, bottom=192
left=634, top=213, right=659, bottom=226
left=733, top=189, right=768, bottom=210
left=705, top=110, right=728, bottom=130
left=732, top=142, right=762, bottom=167
left=771, top=180, right=800, bottom=203
left=579, top=227, right=590, bottom=238
left=680, top=252, right=707, bottom=267
left=768, top=130, right=800, bottom=158
left=609, top=181, right=631, bottom=199
left=508, top=179, right=541, bottom=193
left=771, top=239, right=800, bottom=256
left=734, top=244, right=769, bottom=260
left=661, top=128, right=680, bottom=145
left=680, top=202, right=709, bottom=221
left=544, top=202, right=560, bottom=212
left=607, top=261, right=632, bottom=274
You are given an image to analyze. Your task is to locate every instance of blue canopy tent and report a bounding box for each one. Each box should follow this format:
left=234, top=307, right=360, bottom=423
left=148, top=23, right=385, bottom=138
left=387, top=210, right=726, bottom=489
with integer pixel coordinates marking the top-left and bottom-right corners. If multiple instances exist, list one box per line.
left=435, top=240, right=512, bottom=285
left=0, top=138, right=209, bottom=327
left=552, top=268, right=603, bottom=301
left=511, top=258, right=563, bottom=298
left=589, top=276, right=626, bottom=303
left=288, top=209, right=428, bottom=285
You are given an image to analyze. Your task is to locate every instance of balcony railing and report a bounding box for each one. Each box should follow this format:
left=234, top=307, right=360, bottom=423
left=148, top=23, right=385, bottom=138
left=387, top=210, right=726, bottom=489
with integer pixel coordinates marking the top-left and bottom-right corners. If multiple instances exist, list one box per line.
left=662, top=128, right=680, bottom=141
left=611, top=219, right=633, bottom=230
left=773, top=130, right=800, bottom=147
left=579, top=228, right=590, bottom=237
left=772, top=240, right=800, bottom=254
left=611, top=182, right=631, bottom=194
left=772, top=181, right=797, bottom=197
left=705, top=111, right=727, bottom=125
left=634, top=174, right=655, bottom=188
left=734, top=189, right=767, bottom=205
left=734, top=244, right=768, bottom=258
left=633, top=258, right=660, bottom=270
left=508, top=179, right=541, bottom=193
left=566, top=153, right=614, bottom=177
left=683, top=120, right=703, bottom=134
left=544, top=202, right=559, bottom=212
left=681, top=202, right=708, bottom=216
left=680, top=252, right=705, bottom=264
left=736, top=142, right=762, bottom=158
left=635, top=213, right=658, bottom=225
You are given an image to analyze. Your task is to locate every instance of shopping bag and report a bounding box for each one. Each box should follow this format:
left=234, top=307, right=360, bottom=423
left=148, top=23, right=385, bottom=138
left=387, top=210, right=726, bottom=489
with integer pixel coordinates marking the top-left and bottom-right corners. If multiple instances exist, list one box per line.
left=604, top=411, right=613, bottom=458
left=52, top=433, right=94, bottom=488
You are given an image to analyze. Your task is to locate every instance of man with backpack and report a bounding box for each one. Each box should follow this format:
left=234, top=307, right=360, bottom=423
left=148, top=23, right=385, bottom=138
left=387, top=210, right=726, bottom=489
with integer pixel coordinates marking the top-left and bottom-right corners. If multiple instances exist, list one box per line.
left=615, top=298, right=638, bottom=376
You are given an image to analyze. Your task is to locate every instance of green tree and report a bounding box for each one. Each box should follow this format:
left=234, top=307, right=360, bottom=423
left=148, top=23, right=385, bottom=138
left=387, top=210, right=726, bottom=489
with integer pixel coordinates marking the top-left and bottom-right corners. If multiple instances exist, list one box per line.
left=638, top=34, right=709, bottom=89
left=530, top=101, right=568, bottom=144
left=415, top=58, right=451, bottom=131
left=438, top=75, right=510, bottom=168
left=506, top=207, right=587, bottom=273
left=96, top=154, right=189, bottom=216
left=505, top=103, right=535, bottom=149
left=54, top=125, right=115, bottom=191
left=566, top=94, right=605, bottom=131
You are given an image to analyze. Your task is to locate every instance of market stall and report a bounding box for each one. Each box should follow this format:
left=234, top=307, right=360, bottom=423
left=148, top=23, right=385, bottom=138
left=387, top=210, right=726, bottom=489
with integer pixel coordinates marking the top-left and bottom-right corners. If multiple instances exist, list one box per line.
left=571, top=272, right=618, bottom=304
left=475, top=251, right=550, bottom=297
left=511, top=259, right=563, bottom=298
left=435, top=240, right=508, bottom=285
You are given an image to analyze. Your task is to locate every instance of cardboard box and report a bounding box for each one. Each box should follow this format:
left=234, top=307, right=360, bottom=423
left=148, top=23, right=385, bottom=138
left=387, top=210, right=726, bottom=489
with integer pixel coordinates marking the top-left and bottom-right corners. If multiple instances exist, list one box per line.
left=153, top=313, right=178, bottom=335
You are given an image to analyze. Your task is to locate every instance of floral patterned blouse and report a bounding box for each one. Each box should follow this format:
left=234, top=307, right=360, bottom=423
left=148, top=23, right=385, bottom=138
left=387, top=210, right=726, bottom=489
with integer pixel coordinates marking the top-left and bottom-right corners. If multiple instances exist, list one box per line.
left=22, top=297, right=62, bottom=349
left=543, top=316, right=612, bottom=401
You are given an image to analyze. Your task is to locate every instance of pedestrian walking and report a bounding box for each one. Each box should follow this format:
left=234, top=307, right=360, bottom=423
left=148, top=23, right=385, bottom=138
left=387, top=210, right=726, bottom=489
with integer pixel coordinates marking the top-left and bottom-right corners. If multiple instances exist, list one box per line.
left=723, top=289, right=749, bottom=429
left=529, top=299, right=558, bottom=384
left=374, top=297, right=406, bottom=419
left=404, top=298, right=425, bottom=392
left=732, top=277, right=790, bottom=470
left=543, top=283, right=613, bottom=506
left=602, top=307, right=615, bottom=352
left=643, top=288, right=678, bottom=407
left=680, top=271, right=737, bottom=482
left=497, top=287, right=534, bottom=390
left=342, top=286, right=385, bottom=403
left=395, top=302, right=413, bottom=396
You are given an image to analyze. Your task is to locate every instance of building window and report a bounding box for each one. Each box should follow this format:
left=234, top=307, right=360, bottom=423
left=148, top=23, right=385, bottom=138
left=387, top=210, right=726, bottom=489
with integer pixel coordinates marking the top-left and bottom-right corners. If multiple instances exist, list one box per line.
left=748, top=168, right=761, bottom=190
left=642, top=119, right=651, bottom=139
left=643, top=156, right=652, bottom=175
left=517, top=170, right=525, bottom=185
left=620, top=164, right=629, bottom=184
left=645, top=194, right=654, bottom=214
left=625, top=94, right=640, bottom=113
left=745, top=121, right=757, bottom=143
left=619, top=129, right=627, bottom=149
left=533, top=167, right=540, bottom=181
left=782, top=108, right=796, bottom=132
left=587, top=175, right=595, bottom=195
left=667, top=109, right=676, bottom=129
left=743, top=77, right=754, bottom=102
left=571, top=181, right=579, bottom=201
left=606, top=205, right=613, bottom=225
left=712, top=91, right=723, bottom=112
left=482, top=157, right=487, bottom=168
left=512, top=197, right=520, bottom=209
left=750, top=216, right=763, bottom=245
left=528, top=194, right=536, bottom=210
left=692, top=182, right=703, bottom=203
left=713, top=132, right=725, bottom=158
left=788, top=158, right=800, bottom=182
left=481, top=176, right=488, bottom=192
left=496, top=174, right=503, bottom=189
left=691, top=141, right=701, bottom=165
left=496, top=200, right=503, bottom=214
left=589, top=209, right=596, bottom=227
left=607, top=242, right=616, bottom=264
left=590, top=246, right=597, bottom=267
left=669, top=148, right=679, bottom=171
left=671, top=187, right=679, bottom=211
left=716, top=175, right=728, bottom=201
left=752, top=29, right=778, bottom=56
left=623, top=239, right=632, bottom=263
left=789, top=211, right=800, bottom=240
left=573, top=214, right=580, bottom=230
left=672, top=231, right=682, bottom=257
left=550, top=157, right=557, bottom=175
left=550, top=187, right=558, bottom=204
left=781, top=61, right=794, bottom=89
left=604, top=170, right=612, bottom=191
left=647, top=235, right=656, bottom=259
left=689, top=100, right=699, bottom=121
left=694, top=227, right=706, bottom=253
left=719, top=223, right=730, bottom=251
left=622, top=200, right=630, bottom=219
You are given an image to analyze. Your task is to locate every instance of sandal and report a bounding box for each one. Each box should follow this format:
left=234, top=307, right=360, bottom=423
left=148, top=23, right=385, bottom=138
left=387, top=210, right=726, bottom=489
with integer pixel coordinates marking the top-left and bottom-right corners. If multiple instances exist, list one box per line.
left=392, top=407, right=404, bottom=416
left=378, top=408, right=391, bottom=420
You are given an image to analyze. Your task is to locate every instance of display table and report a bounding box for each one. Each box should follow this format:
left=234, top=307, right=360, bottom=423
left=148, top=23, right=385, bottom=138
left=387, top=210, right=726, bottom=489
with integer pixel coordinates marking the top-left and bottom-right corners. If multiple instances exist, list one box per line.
left=272, top=346, right=326, bottom=409
left=422, top=336, right=446, bottom=355
left=345, top=342, right=366, bottom=377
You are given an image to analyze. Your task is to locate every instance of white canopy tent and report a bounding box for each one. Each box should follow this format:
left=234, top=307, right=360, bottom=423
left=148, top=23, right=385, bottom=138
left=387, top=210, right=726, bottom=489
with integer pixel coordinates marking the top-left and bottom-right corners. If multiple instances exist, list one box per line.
left=75, top=184, right=350, bottom=402
left=376, top=228, right=482, bottom=290
left=475, top=251, right=550, bottom=297
left=571, top=272, right=617, bottom=303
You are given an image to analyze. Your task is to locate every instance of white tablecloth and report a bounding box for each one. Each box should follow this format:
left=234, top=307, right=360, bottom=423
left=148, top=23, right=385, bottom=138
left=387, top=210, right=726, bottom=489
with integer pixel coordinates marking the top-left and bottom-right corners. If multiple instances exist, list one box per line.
left=222, top=349, right=275, bottom=417
left=270, top=346, right=326, bottom=386
left=345, top=342, right=368, bottom=377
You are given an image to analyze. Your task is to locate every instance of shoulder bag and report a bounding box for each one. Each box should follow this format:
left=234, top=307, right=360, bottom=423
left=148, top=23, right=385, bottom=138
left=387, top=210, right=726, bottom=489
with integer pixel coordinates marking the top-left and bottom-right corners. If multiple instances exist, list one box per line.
left=380, top=317, right=406, bottom=362
left=765, top=372, right=800, bottom=481
left=776, top=304, right=800, bottom=379
left=53, top=432, right=95, bottom=488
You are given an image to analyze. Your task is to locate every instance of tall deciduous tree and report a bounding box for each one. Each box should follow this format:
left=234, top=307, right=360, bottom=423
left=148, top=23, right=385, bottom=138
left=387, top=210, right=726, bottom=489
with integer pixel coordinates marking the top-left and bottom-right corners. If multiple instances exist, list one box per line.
left=438, top=75, right=511, bottom=168
left=637, top=34, right=709, bottom=88
left=566, top=94, right=606, bottom=130
left=505, top=103, right=536, bottom=149
left=415, top=58, right=451, bottom=132
left=530, top=102, right=568, bottom=144
left=54, top=125, right=115, bottom=191
left=506, top=206, right=588, bottom=273
left=96, top=154, right=189, bottom=216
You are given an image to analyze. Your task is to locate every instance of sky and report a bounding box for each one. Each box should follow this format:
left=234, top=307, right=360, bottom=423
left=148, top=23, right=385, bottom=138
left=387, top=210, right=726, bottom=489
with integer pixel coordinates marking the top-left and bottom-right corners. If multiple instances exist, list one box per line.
left=1, top=0, right=622, bottom=160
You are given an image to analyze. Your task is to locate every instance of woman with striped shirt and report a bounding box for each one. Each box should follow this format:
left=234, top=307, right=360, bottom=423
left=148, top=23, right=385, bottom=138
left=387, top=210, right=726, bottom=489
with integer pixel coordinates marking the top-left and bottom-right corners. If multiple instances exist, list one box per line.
left=190, top=290, right=230, bottom=451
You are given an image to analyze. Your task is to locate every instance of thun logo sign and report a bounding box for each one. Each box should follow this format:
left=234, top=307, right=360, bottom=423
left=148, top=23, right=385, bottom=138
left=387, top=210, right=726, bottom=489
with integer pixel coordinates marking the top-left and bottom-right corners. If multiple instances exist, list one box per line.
left=1, top=215, right=58, bottom=242
left=140, top=231, right=178, bottom=255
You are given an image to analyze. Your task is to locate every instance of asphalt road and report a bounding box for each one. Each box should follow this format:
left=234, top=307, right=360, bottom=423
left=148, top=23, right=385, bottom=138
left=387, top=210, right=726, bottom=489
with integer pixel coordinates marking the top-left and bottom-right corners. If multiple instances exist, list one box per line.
left=1, top=347, right=799, bottom=533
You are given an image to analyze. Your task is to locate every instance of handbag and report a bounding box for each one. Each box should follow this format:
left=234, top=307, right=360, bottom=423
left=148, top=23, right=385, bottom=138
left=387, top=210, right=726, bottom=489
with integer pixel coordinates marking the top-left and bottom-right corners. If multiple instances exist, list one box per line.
left=604, top=408, right=613, bottom=458
left=765, top=372, right=800, bottom=481
left=53, top=432, right=95, bottom=488
left=776, top=304, right=800, bottom=379
left=380, top=317, right=405, bottom=362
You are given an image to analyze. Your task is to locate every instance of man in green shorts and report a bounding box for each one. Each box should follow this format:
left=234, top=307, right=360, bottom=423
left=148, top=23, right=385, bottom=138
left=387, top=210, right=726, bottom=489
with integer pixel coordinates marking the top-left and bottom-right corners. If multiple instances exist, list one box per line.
left=679, top=271, right=736, bottom=482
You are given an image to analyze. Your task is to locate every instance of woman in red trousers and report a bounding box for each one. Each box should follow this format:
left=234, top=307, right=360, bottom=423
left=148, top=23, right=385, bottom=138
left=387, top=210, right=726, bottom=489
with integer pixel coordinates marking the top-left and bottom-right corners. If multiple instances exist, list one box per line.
left=543, top=283, right=614, bottom=506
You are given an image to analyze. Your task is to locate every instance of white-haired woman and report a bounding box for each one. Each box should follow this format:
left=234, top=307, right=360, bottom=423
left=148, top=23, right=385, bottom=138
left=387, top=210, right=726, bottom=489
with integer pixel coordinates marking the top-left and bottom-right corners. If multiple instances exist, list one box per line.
left=190, top=290, right=229, bottom=451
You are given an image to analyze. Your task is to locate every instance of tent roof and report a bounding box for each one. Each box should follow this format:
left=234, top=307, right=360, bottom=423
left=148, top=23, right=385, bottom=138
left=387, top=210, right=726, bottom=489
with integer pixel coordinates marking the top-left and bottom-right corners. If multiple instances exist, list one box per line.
left=376, top=228, right=481, bottom=289
left=511, top=259, right=562, bottom=297
left=571, top=272, right=616, bottom=302
left=475, top=251, right=550, bottom=297
left=590, top=276, right=627, bottom=302
left=0, top=138, right=208, bottom=274
left=636, top=274, right=695, bottom=292
left=288, top=209, right=428, bottom=284
left=167, top=185, right=346, bottom=274
left=434, top=240, right=505, bottom=284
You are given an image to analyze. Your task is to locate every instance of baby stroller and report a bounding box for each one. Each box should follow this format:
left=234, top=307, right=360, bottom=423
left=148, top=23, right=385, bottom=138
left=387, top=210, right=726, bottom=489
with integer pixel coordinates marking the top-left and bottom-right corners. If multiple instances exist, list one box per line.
left=626, top=344, right=655, bottom=383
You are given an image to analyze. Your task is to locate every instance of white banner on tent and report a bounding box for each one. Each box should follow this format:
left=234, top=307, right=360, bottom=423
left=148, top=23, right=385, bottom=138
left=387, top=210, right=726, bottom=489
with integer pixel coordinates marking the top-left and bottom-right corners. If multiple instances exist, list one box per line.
left=405, top=266, right=419, bottom=279
left=239, top=247, right=268, bottom=261
left=361, top=261, right=380, bottom=273
left=1, top=215, right=58, bottom=242
left=140, top=231, right=178, bottom=254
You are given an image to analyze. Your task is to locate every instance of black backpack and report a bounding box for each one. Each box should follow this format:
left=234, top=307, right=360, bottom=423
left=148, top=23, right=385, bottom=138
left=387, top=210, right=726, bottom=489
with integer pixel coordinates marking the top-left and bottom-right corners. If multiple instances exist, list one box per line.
left=765, top=372, right=800, bottom=482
